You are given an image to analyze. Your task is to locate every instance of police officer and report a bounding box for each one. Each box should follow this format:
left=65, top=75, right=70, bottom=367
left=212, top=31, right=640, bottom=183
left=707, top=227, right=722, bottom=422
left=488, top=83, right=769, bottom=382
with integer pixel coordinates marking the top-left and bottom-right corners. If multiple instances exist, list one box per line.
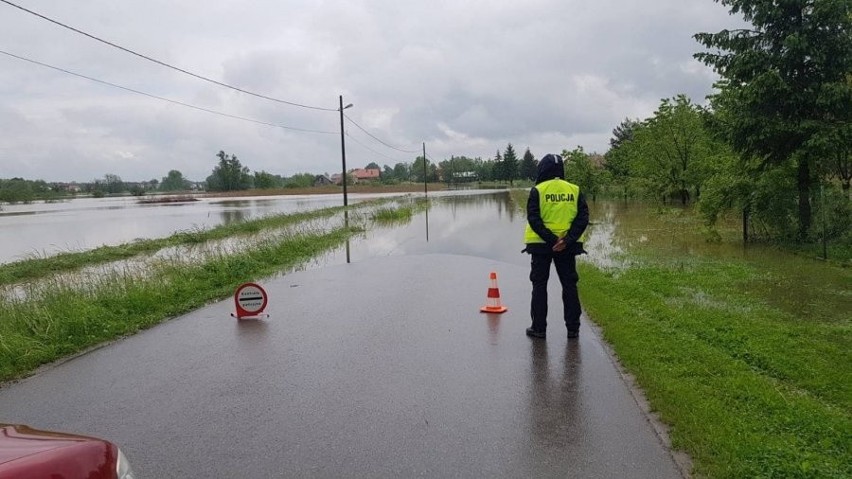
left=523, top=153, right=589, bottom=339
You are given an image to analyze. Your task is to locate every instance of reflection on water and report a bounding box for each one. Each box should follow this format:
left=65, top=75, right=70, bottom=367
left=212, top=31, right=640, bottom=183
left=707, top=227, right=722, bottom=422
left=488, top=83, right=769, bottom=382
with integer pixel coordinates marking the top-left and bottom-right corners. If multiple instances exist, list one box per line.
left=220, top=209, right=247, bottom=225
left=526, top=340, right=581, bottom=451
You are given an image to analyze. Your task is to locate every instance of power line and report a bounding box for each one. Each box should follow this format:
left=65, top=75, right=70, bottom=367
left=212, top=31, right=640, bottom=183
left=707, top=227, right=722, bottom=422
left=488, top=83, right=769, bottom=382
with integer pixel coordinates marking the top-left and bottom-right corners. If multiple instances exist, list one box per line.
left=0, top=0, right=338, bottom=112
left=344, top=114, right=420, bottom=154
left=0, top=49, right=338, bottom=135
left=345, top=132, right=408, bottom=164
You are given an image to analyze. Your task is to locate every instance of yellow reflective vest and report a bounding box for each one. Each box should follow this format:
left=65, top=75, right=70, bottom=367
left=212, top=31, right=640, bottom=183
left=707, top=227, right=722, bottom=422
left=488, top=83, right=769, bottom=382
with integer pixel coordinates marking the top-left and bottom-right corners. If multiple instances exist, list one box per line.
left=524, top=179, right=581, bottom=244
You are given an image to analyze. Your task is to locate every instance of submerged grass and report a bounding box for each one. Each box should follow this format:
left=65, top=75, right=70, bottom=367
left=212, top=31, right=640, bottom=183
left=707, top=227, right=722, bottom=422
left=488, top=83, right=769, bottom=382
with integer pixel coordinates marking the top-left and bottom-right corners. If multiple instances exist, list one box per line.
left=372, top=206, right=414, bottom=222
left=0, top=226, right=356, bottom=382
left=0, top=201, right=394, bottom=286
left=370, top=197, right=430, bottom=225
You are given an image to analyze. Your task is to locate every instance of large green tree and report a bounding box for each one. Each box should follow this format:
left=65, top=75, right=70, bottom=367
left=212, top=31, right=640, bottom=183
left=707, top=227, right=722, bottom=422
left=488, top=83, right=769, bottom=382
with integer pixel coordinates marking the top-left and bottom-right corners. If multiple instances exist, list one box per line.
left=393, top=162, right=410, bottom=182
left=694, top=0, right=852, bottom=238
left=502, top=144, right=519, bottom=185
left=206, top=151, right=252, bottom=192
left=604, top=118, right=640, bottom=180
left=626, top=95, right=721, bottom=204
left=411, top=156, right=438, bottom=183
left=160, top=170, right=189, bottom=191
left=519, top=148, right=538, bottom=181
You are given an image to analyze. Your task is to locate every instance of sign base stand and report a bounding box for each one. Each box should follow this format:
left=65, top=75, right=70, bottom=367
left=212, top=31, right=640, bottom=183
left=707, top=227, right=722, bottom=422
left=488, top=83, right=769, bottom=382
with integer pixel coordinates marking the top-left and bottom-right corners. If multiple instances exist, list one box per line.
left=230, top=313, right=270, bottom=320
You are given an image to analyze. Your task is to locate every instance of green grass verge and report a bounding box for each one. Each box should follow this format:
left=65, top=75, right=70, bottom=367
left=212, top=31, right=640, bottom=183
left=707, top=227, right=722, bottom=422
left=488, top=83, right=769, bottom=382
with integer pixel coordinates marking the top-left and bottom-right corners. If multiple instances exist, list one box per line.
left=0, top=226, right=356, bottom=383
left=578, top=256, right=850, bottom=478
left=508, top=188, right=851, bottom=476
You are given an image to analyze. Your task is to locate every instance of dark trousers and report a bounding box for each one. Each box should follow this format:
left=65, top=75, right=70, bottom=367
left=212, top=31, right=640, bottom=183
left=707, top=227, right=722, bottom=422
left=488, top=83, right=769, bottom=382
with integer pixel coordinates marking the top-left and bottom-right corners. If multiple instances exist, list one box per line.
left=530, top=251, right=581, bottom=333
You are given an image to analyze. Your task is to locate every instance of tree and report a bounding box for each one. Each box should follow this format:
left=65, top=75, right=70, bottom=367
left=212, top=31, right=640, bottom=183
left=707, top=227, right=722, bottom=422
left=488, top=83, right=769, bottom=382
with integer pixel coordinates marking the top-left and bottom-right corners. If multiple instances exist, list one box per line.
left=411, top=156, right=438, bottom=183
left=562, top=147, right=608, bottom=201
left=393, top=162, right=410, bottom=182
left=627, top=95, right=719, bottom=205
left=365, top=162, right=381, bottom=171
left=160, top=170, right=189, bottom=191
left=503, top=144, right=519, bottom=185
left=519, top=148, right=538, bottom=181
left=694, top=0, right=852, bottom=238
left=605, top=118, right=640, bottom=180
left=102, top=174, right=124, bottom=194
left=206, top=151, right=252, bottom=192
left=0, top=178, right=35, bottom=203
left=284, top=173, right=314, bottom=188
left=492, top=150, right=504, bottom=181
left=254, top=171, right=282, bottom=189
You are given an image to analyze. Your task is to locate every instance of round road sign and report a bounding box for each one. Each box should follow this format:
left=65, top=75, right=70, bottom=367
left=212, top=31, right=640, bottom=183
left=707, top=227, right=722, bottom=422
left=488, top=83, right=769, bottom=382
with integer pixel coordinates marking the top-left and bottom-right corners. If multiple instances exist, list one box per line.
left=233, top=282, right=268, bottom=318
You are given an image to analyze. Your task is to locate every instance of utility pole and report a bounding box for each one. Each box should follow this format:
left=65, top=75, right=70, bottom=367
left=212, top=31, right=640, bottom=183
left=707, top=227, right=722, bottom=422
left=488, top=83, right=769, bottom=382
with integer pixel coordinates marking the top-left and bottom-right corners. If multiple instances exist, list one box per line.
left=339, top=95, right=350, bottom=208
left=339, top=95, right=353, bottom=264
left=423, top=142, right=427, bottom=198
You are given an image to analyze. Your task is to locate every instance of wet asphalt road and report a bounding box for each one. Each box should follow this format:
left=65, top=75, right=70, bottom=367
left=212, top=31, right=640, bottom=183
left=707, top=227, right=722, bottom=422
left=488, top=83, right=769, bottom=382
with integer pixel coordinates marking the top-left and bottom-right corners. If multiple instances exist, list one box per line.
left=0, top=252, right=683, bottom=478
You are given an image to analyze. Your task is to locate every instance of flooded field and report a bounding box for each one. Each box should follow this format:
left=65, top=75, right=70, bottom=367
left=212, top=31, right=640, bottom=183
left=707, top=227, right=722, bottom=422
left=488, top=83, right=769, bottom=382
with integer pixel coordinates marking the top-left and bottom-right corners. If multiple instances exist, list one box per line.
left=0, top=193, right=399, bottom=264
left=2, top=190, right=848, bottom=320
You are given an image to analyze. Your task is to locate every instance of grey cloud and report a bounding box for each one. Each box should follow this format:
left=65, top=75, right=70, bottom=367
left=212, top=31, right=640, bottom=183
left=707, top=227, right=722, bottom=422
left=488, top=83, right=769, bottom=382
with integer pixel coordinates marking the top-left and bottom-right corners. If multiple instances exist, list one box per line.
left=0, top=0, right=743, bottom=181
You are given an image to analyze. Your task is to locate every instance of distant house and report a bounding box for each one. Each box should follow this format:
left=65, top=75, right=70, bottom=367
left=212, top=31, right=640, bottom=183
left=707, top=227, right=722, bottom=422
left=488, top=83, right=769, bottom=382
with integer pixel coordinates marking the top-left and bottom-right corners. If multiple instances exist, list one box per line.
left=330, top=173, right=343, bottom=185
left=51, top=182, right=82, bottom=193
left=314, top=175, right=333, bottom=186
left=452, top=171, right=478, bottom=183
left=351, top=168, right=381, bottom=182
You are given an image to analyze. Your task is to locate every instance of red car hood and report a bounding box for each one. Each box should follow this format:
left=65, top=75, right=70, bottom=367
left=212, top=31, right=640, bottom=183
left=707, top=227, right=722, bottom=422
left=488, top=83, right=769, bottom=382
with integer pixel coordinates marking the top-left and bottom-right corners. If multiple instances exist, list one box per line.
left=0, top=424, right=117, bottom=479
left=0, top=424, right=93, bottom=462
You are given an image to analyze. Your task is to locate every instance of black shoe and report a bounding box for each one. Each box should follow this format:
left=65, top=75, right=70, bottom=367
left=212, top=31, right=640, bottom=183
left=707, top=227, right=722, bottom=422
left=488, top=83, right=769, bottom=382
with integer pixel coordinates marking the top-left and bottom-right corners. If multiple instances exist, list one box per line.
left=566, top=330, right=579, bottom=339
left=526, top=327, right=546, bottom=339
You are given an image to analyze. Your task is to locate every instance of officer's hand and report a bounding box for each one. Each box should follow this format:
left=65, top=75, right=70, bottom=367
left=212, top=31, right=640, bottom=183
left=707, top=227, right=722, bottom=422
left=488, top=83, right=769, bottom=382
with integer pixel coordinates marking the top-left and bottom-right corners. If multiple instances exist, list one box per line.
left=552, top=239, right=566, bottom=252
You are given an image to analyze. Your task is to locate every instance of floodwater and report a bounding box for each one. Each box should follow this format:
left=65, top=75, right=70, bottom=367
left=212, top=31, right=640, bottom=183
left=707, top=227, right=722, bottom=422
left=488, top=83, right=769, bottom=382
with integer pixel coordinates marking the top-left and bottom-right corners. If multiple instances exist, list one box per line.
left=0, top=193, right=401, bottom=264
left=3, top=191, right=848, bottom=320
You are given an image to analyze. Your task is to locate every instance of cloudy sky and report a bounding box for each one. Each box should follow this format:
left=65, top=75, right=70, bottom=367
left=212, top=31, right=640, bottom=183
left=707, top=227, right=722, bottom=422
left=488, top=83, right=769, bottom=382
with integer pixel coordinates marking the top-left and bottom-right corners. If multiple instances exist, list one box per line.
left=0, top=0, right=745, bottom=183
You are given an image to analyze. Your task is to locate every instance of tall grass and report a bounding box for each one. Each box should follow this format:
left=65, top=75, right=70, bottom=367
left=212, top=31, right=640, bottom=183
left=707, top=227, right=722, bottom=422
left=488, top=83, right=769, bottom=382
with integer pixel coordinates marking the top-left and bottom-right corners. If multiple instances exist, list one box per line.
left=0, top=227, right=355, bottom=382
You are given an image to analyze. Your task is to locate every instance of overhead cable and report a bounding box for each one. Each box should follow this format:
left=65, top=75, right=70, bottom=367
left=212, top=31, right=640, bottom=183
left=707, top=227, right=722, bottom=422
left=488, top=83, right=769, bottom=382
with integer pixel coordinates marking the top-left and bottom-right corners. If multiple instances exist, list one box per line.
left=0, top=0, right=338, bottom=112
left=0, top=49, right=337, bottom=135
left=344, top=114, right=420, bottom=154
left=345, top=132, right=408, bottom=164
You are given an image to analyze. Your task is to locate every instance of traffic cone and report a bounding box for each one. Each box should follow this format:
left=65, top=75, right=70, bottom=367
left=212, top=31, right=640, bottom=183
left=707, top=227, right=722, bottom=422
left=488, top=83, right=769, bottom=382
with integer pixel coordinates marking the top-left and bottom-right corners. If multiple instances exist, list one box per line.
left=480, top=271, right=508, bottom=314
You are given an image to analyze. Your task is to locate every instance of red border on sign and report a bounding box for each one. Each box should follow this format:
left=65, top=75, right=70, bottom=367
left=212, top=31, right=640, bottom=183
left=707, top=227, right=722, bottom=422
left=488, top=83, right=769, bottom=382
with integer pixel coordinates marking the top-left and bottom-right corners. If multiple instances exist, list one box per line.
left=233, top=282, right=268, bottom=318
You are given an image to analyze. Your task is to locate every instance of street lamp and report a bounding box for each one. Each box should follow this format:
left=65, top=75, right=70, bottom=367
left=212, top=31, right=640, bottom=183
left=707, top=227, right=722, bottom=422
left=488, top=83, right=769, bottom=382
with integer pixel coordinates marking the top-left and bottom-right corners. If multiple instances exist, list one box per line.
left=339, top=95, right=353, bottom=207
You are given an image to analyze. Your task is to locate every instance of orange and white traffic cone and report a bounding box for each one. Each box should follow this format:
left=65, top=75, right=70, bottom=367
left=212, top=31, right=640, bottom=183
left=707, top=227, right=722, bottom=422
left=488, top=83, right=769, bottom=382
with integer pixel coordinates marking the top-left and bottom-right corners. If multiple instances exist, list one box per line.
left=480, top=271, right=508, bottom=314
